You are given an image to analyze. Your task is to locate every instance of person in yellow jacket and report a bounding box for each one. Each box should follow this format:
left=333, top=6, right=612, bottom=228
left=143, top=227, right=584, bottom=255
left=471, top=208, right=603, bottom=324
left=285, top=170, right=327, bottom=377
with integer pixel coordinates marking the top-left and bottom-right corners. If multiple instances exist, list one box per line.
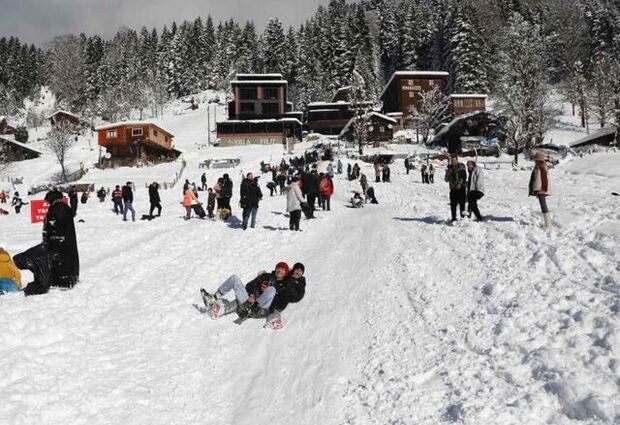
left=0, top=247, right=21, bottom=293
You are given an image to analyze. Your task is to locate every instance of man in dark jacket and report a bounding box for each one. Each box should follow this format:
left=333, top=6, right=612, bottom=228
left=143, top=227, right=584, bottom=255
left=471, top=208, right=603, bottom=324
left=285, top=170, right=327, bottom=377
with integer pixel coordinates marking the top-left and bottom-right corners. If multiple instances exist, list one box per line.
left=43, top=189, right=79, bottom=289
left=221, top=173, right=233, bottom=215
left=444, top=156, right=467, bottom=222
left=301, top=170, right=319, bottom=218
left=111, top=185, right=123, bottom=215
left=13, top=243, right=50, bottom=296
left=68, top=186, right=78, bottom=217
left=200, top=173, right=207, bottom=191
left=200, top=262, right=289, bottom=320
left=148, top=182, right=162, bottom=217
left=240, top=173, right=263, bottom=230
left=122, top=182, right=135, bottom=222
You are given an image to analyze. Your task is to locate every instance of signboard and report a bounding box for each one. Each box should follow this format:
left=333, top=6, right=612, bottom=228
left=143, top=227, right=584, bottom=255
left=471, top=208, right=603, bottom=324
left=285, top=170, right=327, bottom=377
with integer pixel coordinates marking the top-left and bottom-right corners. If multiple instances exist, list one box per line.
left=30, top=197, right=68, bottom=224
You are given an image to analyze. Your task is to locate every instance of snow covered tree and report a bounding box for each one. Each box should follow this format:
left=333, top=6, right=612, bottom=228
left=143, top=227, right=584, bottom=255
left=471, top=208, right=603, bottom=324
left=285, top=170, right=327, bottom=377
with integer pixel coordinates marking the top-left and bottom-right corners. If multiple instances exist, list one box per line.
left=46, top=122, right=78, bottom=182
left=448, top=0, right=488, bottom=93
left=262, top=18, right=287, bottom=73
left=47, top=35, right=87, bottom=112
left=349, top=70, right=375, bottom=154
left=408, top=86, right=450, bottom=143
left=494, top=13, right=550, bottom=164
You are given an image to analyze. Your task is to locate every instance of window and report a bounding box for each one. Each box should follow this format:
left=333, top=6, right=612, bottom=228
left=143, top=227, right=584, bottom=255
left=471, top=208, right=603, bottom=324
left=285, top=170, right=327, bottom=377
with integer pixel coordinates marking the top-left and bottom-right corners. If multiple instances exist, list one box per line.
left=240, top=102, right=255, bottom=113
left=379, top=126, right=385, bottom=133
left=262, top=102, right=279, bottom=115
left=239, top=87, right=257, bottom=100
left=408, top=92, right=416, bottom=98
left=106, top=130, right=117, bottom=139
left=408, top=79, right=414, bottom=86
left=153, top=129, right=158, bottom=137
left=263, top=87, right=279, bottom=100
left=131, top=128, right=143, bottom=136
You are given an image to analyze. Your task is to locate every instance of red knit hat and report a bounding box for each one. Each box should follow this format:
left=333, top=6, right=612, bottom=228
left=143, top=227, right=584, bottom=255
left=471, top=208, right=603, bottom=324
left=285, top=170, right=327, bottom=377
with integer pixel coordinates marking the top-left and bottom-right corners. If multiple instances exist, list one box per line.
left=275, top=262, right=290, bottom=274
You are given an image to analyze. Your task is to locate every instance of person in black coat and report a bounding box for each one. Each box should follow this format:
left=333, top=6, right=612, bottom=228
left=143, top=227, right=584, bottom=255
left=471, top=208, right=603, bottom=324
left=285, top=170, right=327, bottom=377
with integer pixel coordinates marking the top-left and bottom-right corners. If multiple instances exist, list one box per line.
left=68, top=186, right=78, bottom=217
left=270, top=262, right=306, bottom=314
left=43, top=189, right=79, bottom=289
left=221, top=173, right=233, bottom=214
left=148, top=182, right=162, bottom=217
left=122, top=182, right=135, bottom=221
left=239, top=173, right=263, bottom=230
left=301, top=170, right=319, bottom=218
left=13, top=243, right=50, bottom=296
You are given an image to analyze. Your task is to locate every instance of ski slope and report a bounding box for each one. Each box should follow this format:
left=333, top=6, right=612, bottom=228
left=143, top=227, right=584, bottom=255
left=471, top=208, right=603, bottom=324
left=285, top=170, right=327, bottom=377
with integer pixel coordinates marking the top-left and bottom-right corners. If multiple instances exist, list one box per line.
left=1, top=102, right=619, bottom=424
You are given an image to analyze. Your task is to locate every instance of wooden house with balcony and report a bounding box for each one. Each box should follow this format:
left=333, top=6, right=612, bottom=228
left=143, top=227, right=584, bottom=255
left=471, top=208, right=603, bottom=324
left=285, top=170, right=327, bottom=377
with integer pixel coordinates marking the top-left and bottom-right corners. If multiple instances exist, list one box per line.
left=339, top=112, right=397, bottom=147
left=450, top=94, right=487, bottom=115
left=380, top=71, right=449, bottom=118
left=95, top=121, right=179, bottom=166
left=216, top=74, right=303, bottom=147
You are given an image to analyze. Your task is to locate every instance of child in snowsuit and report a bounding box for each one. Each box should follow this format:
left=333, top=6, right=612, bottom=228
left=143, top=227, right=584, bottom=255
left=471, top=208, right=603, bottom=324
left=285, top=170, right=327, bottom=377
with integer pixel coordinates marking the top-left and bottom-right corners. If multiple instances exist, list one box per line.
left=207, top=188, right=216, bottom=218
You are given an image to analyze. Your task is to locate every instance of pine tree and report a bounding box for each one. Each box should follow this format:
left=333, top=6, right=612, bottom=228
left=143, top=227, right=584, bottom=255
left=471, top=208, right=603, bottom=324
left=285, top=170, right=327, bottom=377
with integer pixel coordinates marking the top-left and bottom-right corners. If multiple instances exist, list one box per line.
left=262, top=18, right=287, bottom=74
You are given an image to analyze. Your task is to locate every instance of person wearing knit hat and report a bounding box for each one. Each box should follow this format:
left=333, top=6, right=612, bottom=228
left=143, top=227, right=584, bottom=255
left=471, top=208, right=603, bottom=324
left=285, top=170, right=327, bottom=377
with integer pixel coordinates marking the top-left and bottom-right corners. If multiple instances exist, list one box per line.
left=200, top=262, right=289, bottom=320
left=268, top=262, right=307, bottom=320
left=529, top=151, right=552, bottom=231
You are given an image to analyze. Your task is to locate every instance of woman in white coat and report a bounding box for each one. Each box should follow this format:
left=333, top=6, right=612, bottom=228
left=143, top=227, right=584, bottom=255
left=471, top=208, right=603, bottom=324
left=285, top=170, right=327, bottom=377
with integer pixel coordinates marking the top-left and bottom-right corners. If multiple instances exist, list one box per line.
left=284, top=177, right=306, bottom=231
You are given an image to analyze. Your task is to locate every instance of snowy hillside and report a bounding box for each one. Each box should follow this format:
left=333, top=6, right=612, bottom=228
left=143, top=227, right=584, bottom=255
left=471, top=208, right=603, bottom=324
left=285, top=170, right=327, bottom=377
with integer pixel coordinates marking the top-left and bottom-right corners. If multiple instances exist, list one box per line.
left=1, top=101, right=619, bottom=425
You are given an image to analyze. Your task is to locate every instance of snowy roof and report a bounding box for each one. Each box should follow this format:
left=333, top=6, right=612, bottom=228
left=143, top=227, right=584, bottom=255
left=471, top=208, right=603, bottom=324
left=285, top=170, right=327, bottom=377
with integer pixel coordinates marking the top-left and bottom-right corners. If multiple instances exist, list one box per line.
left=0, top=135, right=44, bottom=155
left=230, top=80, right=287, bottom=85
left=570, top=127, right=616, bottom=148
left=218, top=118, right=303, bottom=125
left=94, top=121, right=174, bottom=136
left=46, top=110, right=83, bottom=121
left=308, top=101, right=350, bottom=107
left=339, top=111, right=397, bottom=136
left=380, top=71, right=449, bottom=100
left=386, top=112, right=403, bottom=117
left=450, top=94, right=488, bottom=99
left=236, top=73, right=283, bottom=78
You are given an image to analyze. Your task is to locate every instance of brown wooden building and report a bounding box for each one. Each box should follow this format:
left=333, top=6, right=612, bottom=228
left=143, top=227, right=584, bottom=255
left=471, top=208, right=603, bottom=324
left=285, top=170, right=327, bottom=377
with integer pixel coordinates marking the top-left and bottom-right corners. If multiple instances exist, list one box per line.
left=380, top=71, right=449, bottom=117
left=0, top=116, right=16, bottom=135
left=217, top=74, right=303, bottom=146
left=0, top=135, right=42, bottom=161
left=340, top=112, right=397, bottom=146
left=48, top=110, right=91, bottom=132
left=306, top=102, right=355, bottom=135
left=96, top=121, right=179, bottom=165
left=451, top=94, right=487, bottom=115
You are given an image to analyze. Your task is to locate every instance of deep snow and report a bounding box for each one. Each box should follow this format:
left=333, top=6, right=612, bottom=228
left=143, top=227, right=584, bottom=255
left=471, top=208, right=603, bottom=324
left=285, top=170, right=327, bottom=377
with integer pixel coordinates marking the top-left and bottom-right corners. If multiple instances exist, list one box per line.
left=1, top=97, right=619, bottom=425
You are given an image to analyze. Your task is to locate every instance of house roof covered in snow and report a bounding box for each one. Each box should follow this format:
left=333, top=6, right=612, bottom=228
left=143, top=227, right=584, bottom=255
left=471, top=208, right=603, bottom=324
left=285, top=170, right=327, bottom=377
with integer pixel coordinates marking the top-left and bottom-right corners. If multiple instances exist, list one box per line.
left=218, top=118, right=303, bottom=126
left=570, top=127, right=616, bottom=148
left=0, top=135, right=44, bottom=155
left=450, top=94, right=488, bottom=99
left=230, top=79, right=288, bottom=85
left=46, top=110, right=83, bottom=121
left=94, top=121, right=174, bottom=136
left=380, top=71, right=449, bottom=100
left=235, top=73, right=283, bottom=80
left=340, top=111, right=397, bottom=136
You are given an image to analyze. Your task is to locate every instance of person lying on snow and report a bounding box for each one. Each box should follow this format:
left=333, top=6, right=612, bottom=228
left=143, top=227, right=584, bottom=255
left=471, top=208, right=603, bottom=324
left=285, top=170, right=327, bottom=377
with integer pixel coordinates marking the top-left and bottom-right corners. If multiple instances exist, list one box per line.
left=0, top=247, right=21, bottom=294
left=200, top=262, right=305, bottom=322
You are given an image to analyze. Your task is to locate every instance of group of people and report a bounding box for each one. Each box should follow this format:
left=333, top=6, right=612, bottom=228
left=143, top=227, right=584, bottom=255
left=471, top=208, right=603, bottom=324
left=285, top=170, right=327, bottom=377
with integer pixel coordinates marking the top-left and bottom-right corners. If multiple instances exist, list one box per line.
left=200, top=261, right=306, bottom=327
left=444, top=156, right=486, bottom=222
left=373, top=163, right=391, bottom=183
left=420, top=164, right=435, bottom=184
left=0, top=188, right=79, bottom=296
left=1, top=191, right=27, bottom=214
left=283, top=169, right=334, bottom=231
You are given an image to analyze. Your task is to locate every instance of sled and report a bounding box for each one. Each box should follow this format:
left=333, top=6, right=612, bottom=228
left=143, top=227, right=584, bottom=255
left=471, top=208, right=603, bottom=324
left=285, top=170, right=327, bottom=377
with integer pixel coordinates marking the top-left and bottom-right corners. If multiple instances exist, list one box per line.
left=140, top=214, right=157, bottom=221
left=192, top=204, right=207, bottom=219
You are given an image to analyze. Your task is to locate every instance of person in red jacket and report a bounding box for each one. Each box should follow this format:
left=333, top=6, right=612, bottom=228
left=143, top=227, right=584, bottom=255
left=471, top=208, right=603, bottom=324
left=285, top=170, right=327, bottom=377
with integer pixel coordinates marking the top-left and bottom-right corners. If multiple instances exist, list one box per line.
left=319, top=174, right=334, bottom=211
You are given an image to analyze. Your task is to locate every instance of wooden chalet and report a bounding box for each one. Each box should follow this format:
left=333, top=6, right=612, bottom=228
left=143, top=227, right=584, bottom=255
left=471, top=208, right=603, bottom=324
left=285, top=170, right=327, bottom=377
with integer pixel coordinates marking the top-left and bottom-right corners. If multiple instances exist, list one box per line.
left=0, top=135, right=42, bottom=161
left=217, top=74, right=303, bottom=147
left=339, top=112, right=397, bottom=146
left=95, top=121, right=179, bottom=166
left=48, top=110, right=91, bottom=131
left=0, top=116, right=16, bottom=135
left=380, top=71, right=449, bottom=117
left=306, top=102, right=355, bottom=135
left=451, top=94, right=487, bottom=115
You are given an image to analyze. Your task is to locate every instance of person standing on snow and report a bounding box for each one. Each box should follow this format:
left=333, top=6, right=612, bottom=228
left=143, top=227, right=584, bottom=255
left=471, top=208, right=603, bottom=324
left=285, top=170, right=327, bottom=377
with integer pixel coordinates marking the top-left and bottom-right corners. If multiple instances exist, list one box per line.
left=68, top=186, right=78, bottom=217
left=148, top=182, right=162, bottom=217
left=429, top=164, right=435, bottom=184
left=382, top=164, right=391, bottom=182
left=111, top=185, right=123, bottom=215
left=374, top=163, right=381, bottom=183
left=301, top=170, right=319, bottom=218
left=360, top=173, right=368, bottom=200
left=43, top=189, right=79, bottom=289
left=529, top=151, right=552, bottom=231
left=11, top=192, right=26, bottom=214
left=182, top=187, right=198, bottom=220
left=319, top=173, right=334, bottom=211
left=284, top=177, right=306, bottom=231
left=337, top=159, right=343, bottom=175
left=466, top=161, right=485, bottom=222
left=200, top=262, right=290, bottom=320
left=444, top=156, right=467, bottom=222
left=404, top=157, right=410, bottom=175
left=206, top=188, right=216, bottom=219
left=200, top=173, right=207, bottom=191
left=221, top=173, right=233, bottom=216
left=122, top=182, right=136, bottom=222
left=240, top=173, right=263, bottom=230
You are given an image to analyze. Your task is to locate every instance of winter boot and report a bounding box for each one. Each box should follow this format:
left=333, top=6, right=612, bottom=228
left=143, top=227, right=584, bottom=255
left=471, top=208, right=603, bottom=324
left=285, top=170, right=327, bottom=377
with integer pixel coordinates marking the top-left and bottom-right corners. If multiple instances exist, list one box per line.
left=236, top=301, right=253, bottom=319
left=543, top=212, right=552, bottom=232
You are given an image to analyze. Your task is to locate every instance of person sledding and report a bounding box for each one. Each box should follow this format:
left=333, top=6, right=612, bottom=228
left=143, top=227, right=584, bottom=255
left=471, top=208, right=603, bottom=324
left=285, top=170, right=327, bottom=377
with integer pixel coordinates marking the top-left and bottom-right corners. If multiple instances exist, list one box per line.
left=200, top=262, right=290, bottom=320
left=261, top=263, right=306, bottom=329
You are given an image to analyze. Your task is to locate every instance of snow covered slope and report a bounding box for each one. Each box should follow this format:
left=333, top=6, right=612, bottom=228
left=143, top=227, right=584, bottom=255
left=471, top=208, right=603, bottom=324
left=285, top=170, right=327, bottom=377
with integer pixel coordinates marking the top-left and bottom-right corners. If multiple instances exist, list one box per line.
left=1, top=101, right=618, bottom=424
